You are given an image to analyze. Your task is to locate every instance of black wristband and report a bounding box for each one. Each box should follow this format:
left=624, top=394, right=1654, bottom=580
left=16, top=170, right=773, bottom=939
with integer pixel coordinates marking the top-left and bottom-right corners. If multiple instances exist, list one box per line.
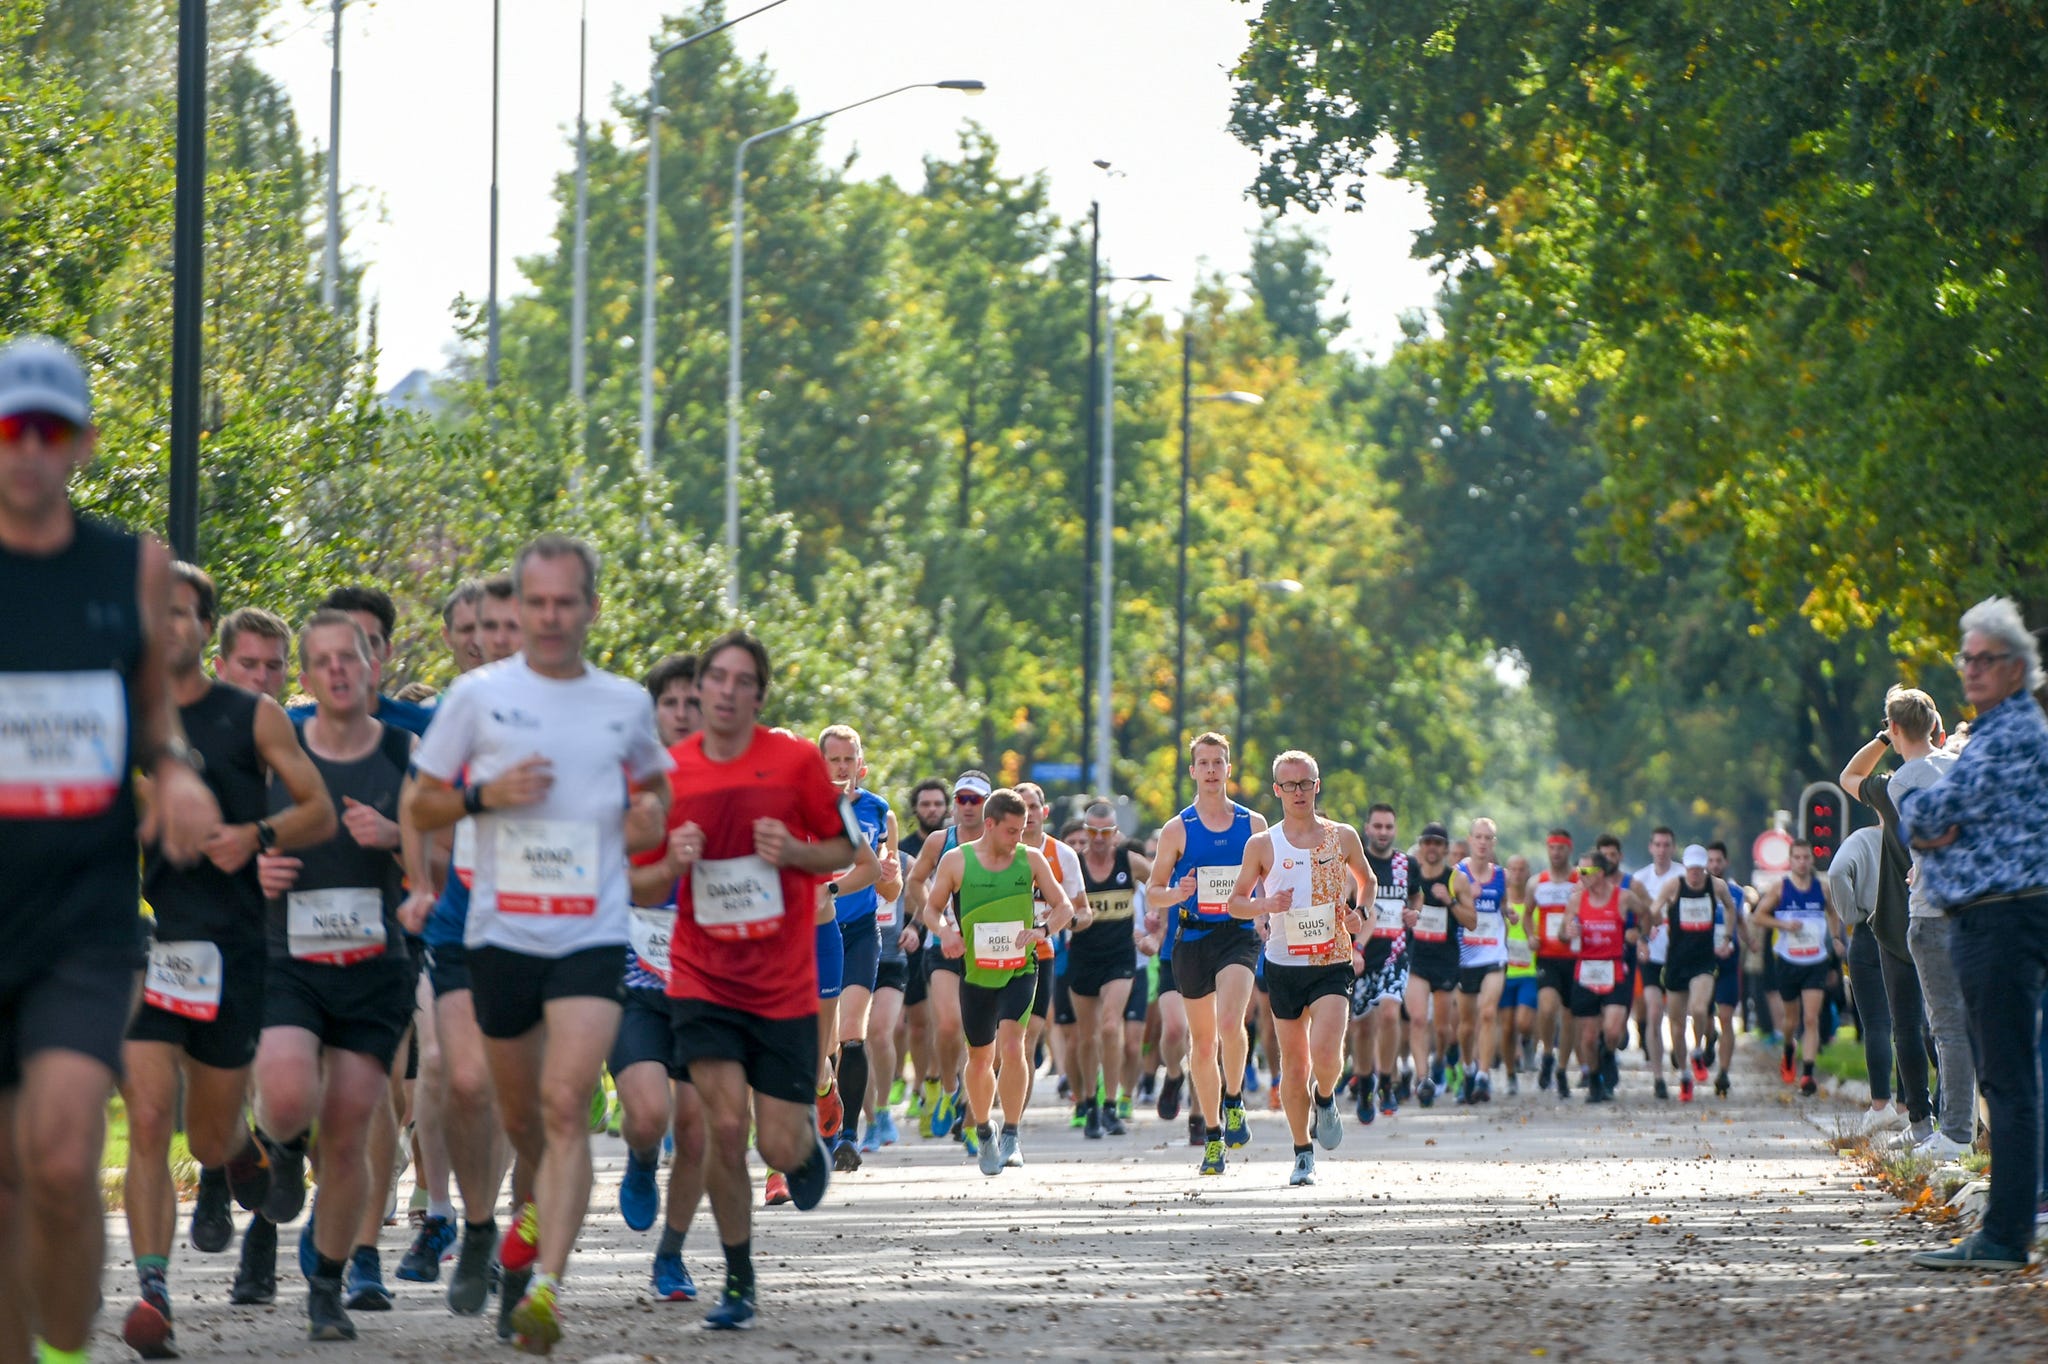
left=463, top=782, right=486, bottom=815
left=255, top=819, right=278, bottom=852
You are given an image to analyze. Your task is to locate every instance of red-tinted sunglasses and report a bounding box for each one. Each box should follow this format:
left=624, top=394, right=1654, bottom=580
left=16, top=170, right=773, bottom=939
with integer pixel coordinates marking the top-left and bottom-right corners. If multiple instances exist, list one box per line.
left=954, top=792, right=984, bottom=806
left=0, top=411, right=84, bottom=444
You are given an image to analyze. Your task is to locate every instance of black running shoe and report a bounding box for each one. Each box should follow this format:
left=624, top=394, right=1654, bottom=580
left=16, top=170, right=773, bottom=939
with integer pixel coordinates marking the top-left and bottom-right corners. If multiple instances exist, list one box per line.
left=306, top=1274, right=356, bottom=1342
left=190, top=1167, right=233, bottom=1254
left=1156, top=1073, right=1183, bottom=1122
left=229, top=1216, right=278, bottom=1306
left=259, top=1134, right=308, bottom=1226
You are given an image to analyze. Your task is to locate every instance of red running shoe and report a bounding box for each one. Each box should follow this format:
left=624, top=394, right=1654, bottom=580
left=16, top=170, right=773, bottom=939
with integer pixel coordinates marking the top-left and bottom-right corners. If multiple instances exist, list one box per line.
left=763, top=1172, right=792, bottom=1207
left=816, top=1084, right=844, bottom=1141
left=498, top=1201, right=540, bottom=1273
left=1679, top=1076, right=1695, bottom=1103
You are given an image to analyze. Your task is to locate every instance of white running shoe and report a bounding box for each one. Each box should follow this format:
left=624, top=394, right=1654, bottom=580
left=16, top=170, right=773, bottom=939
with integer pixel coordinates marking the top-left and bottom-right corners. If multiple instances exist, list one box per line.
left=1288, top=1151, right=1316, bottom=1187
left=1858, top=1105, right=1909, bottom=1138
left=1913, top=1132, right=1972, bottom=1164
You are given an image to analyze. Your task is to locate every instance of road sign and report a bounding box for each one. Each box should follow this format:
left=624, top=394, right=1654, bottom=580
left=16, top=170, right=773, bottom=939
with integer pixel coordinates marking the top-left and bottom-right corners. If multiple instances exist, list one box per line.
left=1030, top=761, right=1083, bottom=784
left=1752, top=829, right=1794, bottom=878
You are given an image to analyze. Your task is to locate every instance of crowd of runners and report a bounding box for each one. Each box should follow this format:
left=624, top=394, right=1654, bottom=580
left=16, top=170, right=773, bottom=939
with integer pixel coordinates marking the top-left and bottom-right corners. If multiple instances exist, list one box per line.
left=4, top=336, right=2046, bottom=1364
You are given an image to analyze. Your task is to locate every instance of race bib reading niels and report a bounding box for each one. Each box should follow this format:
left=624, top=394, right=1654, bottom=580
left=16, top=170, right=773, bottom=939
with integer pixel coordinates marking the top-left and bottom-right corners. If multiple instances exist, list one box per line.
left=496, top=819, right=599, bottom=915
left=973, top=922, right=1026, bottom=971
left=0, top=671, right=126, bottom=818
left=1196, top=866, right=1241, bottom=917
left=144, top=940, right=223, bottom=1020
left=287, top=887, right=387, bottom=964
left=1577, top=958, right=1617, bottom=991
left=628, top=906, right=675, bottom=982
left=691, top=855, right=783, bottom=940
left=1282, top=902, right=1338, bottom=956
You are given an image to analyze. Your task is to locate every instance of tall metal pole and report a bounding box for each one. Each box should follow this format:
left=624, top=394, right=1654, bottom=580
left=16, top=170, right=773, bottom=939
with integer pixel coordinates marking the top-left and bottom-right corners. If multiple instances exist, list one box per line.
left=1174, top=326, right=1191, bottom=812
left=1234, top=549, right=1251, bottom=791
left=639, top=62, right=662, bottom=468
left=1094, top=285, right=1116, bottom=796
left=570, top=0, right=589, bottom=412
left=169, top=0, right=205, bottom=562
left=321, top=0, right=341, bottom=312
left=485, top=0, right=502, bottom=388
left=724, top=143, right=747, bottom=612
left=1081, top=202, right=1099, bottom=791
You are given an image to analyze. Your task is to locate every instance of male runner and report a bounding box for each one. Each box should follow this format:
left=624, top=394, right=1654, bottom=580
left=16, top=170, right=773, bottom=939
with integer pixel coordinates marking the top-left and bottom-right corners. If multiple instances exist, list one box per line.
left=1450, top=818, right=1509, bottom=1103
left=895, top=778, right=948, bottom=1131
left=1, top=335, right=221, bottom=1364
left=1631, top=827, right=1683, bottom=1098
left=249, top=610, right=422, bottom=1340
left=646, top=629, right=855, bottom=1329
left=408, top=535, right=673, bottom=1352
left=1403, top=823, right=1461, bottom=1106
left=1564, top=845, right=1631, bottom=1102
left=119, top=564, right=333, bottom=1358
left=441, top=581, right=484, bottom=674
left=645, top=652, right=701, bottom=747
left=1702, top=841, right=1745, bottom=1095
left=1530, top=830, right=1580, bottom=1099
left=290, top=585, right=434, bottom=738
left=1351, top=804, right=1416, bottom=1122
left=1651, top=844, right=1739, bottom=1102
left=904, top=771, right=994, bottom=1140
left=1749, top=839, right=1844, bottom=1097
left=1145, top=733, right=1268, bottom=1174
left=922, top=789, right=1075, bottom=1174
left=1017, top=784, right=1087, bottom=1114
left=901, top=779, right=949, bottom=855
left=1500, top=853, right=1540, bottom=1097
left=215, top=606, right=293, bottom=700
left=819, top=725, right=899, bottom=1172
left=1070, top=799, right=1150, bottom=1137
left=862, top=848, right=918, bottom=1150
left=1225, top=752, right=1374, bottom=1186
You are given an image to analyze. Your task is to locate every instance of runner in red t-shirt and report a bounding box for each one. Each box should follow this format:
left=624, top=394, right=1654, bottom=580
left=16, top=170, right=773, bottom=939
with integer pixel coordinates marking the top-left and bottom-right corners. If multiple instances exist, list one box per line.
left=630, top=631, right=854, bottom=1332
left=1563, top=848, right=1632, bottom=1103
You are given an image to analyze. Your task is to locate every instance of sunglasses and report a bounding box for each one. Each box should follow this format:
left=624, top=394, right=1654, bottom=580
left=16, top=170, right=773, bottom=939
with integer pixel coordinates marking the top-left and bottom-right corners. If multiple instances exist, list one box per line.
left=1085, top=826, right=1118, bottom=838
left=0, top=411, right=83, bottom=444
left=954, top=792, right=984, bottom=806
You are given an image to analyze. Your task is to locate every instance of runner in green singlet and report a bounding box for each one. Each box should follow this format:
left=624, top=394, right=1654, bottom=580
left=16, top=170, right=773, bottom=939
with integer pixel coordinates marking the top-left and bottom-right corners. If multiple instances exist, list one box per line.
left=1500, top=854, right=1540, bottom=1097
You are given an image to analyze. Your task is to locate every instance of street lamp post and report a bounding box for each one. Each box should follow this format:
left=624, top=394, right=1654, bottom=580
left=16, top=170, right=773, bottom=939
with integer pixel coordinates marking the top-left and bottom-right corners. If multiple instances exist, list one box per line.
left=485, top=0, right=501, bottom=387
left=639, top=0, right=800, bottom=471
left=569, top=0, right=589, bottom=412
left=724, top=79, right=985, bottom=611
left=1173, top=326, right=1262, bottom=810
left=1232, top=551, right=1302, bottom=793
left=321, top=0, right=343, bottom=312
left=1093, top=269, right=1166, bottom=794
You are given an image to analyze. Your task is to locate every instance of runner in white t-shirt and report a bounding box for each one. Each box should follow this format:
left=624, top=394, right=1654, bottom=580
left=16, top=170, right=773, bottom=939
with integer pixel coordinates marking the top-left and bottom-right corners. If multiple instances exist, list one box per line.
left=1630, top=827, right=1683, bottom=1099
left=406, top=536, right=672, bottom=1356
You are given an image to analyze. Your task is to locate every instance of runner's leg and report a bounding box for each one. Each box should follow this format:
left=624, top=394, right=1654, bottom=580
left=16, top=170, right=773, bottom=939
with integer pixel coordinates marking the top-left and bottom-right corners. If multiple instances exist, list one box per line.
left=14, top=1050, right=119, bottom=1356
left=119, top=1042, right=184, bottom=1264
left=530, top=995, right=623, bottom=1280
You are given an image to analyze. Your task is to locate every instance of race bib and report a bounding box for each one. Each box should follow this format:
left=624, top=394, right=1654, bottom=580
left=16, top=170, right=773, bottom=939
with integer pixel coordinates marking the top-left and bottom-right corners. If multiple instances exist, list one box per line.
left=1282, top=902, right=1338, bottom=956
left=495, top=818, right=599, bottom=916
left=1373, top=896, right=1406, bottom=935
left=628, top=906, right=675, bottom=982
left=1542, top=909, right=1567, bottom=942
left=287, top=887, right=388, bottom=964
left=1577, top=958, right=1617, bottom=992
left=972, top=921, right=1027, bottom=971
left=1414, top=903, right=1449, bottom=942
left=1678, top=896, right=1713, bottom=929
left=1465, top=911, right=1504, bottom=950
left=144, top=940, right=223, bottom=1020
left=452, top=818, right=476, bottom=889
left=1782, top=918, right=1825, bottom=961
left=691, top=855, right=784, bottom=940
left=1196, top=865, right=1241, bottom=917
left=1714, top=920, right=1732, bottom=952
left=1507, top=937, right=1534, bottom=967
left=0, top=671, right=126, bottom=818
left=878, top=895, right=901, bottom=932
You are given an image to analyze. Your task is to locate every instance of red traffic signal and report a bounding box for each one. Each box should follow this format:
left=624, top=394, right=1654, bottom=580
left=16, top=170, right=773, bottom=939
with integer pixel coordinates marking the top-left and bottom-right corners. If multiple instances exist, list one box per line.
left=1798, top=781, right=1850, bottom=869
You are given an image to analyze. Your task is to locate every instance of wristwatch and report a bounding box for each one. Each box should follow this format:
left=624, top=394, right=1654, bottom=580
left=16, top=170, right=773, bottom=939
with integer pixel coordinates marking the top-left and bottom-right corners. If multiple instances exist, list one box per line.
left=255, top=819, right=279, bottom=852
left=148, top=735, right=205, bottom=775
left=1876, top=728, right=1892, bottom=747
left=826, top=880, right=841, bottom=898
left=463, top=782, right=487, bottom=815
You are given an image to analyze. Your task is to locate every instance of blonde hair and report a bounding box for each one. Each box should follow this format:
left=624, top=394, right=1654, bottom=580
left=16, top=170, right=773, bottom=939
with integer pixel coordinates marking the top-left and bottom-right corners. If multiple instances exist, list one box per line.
left=1271, top=749, right=1319, bottom=780
left=817, top=724, right=863, bottom=758
left=1884, top=686, right=1938, bottom=743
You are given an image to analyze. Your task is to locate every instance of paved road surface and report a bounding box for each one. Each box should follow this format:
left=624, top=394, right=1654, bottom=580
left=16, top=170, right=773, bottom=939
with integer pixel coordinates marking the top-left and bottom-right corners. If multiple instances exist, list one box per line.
left=96, top=1048, right=2046, bottom=1362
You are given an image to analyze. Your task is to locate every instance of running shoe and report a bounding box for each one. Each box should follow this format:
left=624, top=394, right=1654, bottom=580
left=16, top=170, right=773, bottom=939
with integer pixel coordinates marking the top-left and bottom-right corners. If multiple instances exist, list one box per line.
left=860, top=1122, right=882, bottom=1154
left=230, top=1215, right=278, bottom=1306
left=1266, top=1084, right=1282, bottom=1112
left=1379, top=1089, right=1398, bottom=1118
left=763, top=1173, right=792, bottom=1207
left=1555, top=1069, right=1571, bottom=1101
left=787, top=1135, right=833, bottom=1211
left=1243, top=1061, right=1262, bottom=1093
left=1355, top=1084, right=1376, bottom=1126
left=907, top=1087, right=928, bottom=1136
left=1117, top=1095, right=1134, bottom=1121
left=297, top=1204, right=319, bottom=1282
left=889, top=1078, right=907, bottom=1106
left=1799, top=1074, right=1818, bottom=1097
left=1395, top=1069, right=1414, bottom=1102
left=1506, top=1072, right=1519, bottom=1097
left=1912, top=1130, right=1974, bottom=1165
left=1288, top=1150, right=1317, bottom=1186
left=1780, top=1053, right=1797, bottom=1085
left=1538, top=1053, right=1555, bottom=1092
left=1223, top=1102, right=1250, bottom=1148
left=876, top=1109, right=900, bottom=1146
left=306, top=1272, right=356, bottom=1342
left=704, top=1284, right=758, bottom=1330
left=1101, top=1105, right=1128, bottom=1137
left=1703, top=1033, right=1719, bottom=1068
left=1187, top=1111, right=1205, bottom=1147
left=619, top=1148, right=661, bottom=1232
left=510, top=1277, right=562, bottom=1355
left=1713, top=1071, right=1730, bottom=1098
left=1654, top=1077, right=1670, bottom=1102
left=1416, top=1078, right=1437, bottom=1109
left=1156, top=1073, right=1184, bottom=1121
left=223, top=1134, right=273, bottom=1213
left=447, top=1220, right=498, bottom=1316
left=1911, top=1232, right=2030, bottom=1272
left=497, top=1266, right=531, bottom=1342
left=1139, top=1073, right=1157, bottom=1102
left=1691, top=1053, right=1710, bottom=1084
left=1198, top=1139, right=1225, bottom=1176
left=1442, top=1060, right=1459, bottom=1094
left=999, top=1130, right=1023, bottom=1168
left=927, top=1088, right=956, bottom=1140
left=948, top=1091, right=969, bottom=1141
left=1679, top=1076, right=1695, bottom=1103
left=500, top=1201, right=541, bottom=1273
left=345, top=1246, right=393, bottom=1311
left=1857, top=1106, right=1909, bottom=1138
left=190, top=1167, right=233, bottom=1254
left=1084, top=1102, right=1102, bottom=1138
left=1475, top=1072, right=1493, bottom=1104
left=259, top=1133, right=308, bottom=1226
left=977, top=1129, right=1004, bottom=1176
left=1312, top=1099, right=1343, bottom=1151
left=652, top=1252, right=697, bottom=1301
left=1071, top=1104, right=1088, bottom=1130
left=816, top=1084, right=844, bottom=1142
left=832, top=1136, right=863, bottom=1173
left=122, top=1277, right=178, bottom=1360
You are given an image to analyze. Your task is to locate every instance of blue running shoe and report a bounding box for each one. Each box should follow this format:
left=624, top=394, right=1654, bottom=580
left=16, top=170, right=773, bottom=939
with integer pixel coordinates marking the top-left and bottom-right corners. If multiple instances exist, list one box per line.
left=948, top=1091, right=968, bottom=1141
left=297, top=1203, right=319, bottom=1282
left=396, top=1213, right=457, bottom=1283
left=1243, top=1061, right=1261, bottom=1093
left=652, top=1252, right=697, bottom=1301
left=619, top=1148, right=660, bottom=1232
left=344, top=1245, right=392, bottom=1311
left=859, top=1122, right=882, bottom=1154
left=703, top=1285, right=758, bottom=1330
left=786, top=1134, right=832, bottom=1212
left=927, top=1089, right=955, bottom=1141
left=1223, top=1101, right=1250, bottom=1149
left=875, top=1110, right=900, bottom=1146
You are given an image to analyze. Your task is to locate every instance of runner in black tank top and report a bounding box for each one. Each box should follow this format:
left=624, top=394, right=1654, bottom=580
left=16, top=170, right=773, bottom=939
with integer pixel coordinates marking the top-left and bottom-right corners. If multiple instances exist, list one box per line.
left=0, top=335, right=221, bottom=1364
left=119, top=561, right=337, bottom=1354
left=1070, top=803, right=1152, bottom=1137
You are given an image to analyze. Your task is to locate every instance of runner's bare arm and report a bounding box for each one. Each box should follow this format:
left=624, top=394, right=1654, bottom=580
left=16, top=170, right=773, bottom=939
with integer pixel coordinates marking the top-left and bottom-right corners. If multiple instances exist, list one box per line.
left=833, top=838, right=884, bottom=896
left=1340, top=826, right=1376, bottom=935
left=1026, top=846, right=1074, bottom=935
left=134, top=535, right=220, bottom=862
left=1226, top=835, right=1277, bottom=919
left=1748, top=878, right=1786, bottom=932
left=1450, top=864, right=1479, bottom=930
left=252, top=695, right=336, bottom=850
left=877, top=811, right=903, bottom=902
left=751, top=817, right=851, bottom=875
left=922, top=850, right=963, bottom=934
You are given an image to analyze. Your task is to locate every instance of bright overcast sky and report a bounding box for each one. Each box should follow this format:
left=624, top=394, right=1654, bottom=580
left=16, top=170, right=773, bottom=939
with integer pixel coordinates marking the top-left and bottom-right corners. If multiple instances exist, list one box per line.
left=254, top=0, right=1440, bottom=387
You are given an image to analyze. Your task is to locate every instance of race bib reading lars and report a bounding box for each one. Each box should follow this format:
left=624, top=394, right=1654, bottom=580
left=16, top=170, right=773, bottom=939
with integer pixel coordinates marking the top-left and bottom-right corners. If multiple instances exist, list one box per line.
left=144, top=940, right=223, bottom=1020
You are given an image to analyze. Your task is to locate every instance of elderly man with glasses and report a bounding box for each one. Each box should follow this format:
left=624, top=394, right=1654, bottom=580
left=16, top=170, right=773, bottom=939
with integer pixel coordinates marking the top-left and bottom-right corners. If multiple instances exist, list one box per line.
left=1902, top=597, right=2048, bottom=1272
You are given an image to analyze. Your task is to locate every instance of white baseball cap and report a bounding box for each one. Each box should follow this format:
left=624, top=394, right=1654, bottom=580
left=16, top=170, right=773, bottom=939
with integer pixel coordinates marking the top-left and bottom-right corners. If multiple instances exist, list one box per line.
left=1682, top=844, right=1709, bottom=870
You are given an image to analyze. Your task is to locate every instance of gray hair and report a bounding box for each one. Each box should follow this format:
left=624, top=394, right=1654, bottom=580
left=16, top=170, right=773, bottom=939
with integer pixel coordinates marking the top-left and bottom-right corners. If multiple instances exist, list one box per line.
left=513, top=533, right=600, bottom=605
left=1959, top=596, right=2045, bottom=692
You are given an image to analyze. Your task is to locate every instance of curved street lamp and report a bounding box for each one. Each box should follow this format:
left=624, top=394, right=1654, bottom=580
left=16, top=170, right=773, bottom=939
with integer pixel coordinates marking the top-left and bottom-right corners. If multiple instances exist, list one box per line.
left=722, top=79, right=986, bottom=610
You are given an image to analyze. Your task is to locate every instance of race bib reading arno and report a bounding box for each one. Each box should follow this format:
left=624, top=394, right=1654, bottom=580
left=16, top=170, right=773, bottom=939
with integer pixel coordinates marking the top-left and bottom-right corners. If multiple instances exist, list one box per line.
left=496, top=818, right=599, bottom=915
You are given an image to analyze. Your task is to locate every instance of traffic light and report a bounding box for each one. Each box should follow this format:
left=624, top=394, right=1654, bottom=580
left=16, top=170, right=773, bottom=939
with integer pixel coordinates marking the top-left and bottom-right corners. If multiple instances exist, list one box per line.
left=1798, top=781, right=1850, bottom=869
